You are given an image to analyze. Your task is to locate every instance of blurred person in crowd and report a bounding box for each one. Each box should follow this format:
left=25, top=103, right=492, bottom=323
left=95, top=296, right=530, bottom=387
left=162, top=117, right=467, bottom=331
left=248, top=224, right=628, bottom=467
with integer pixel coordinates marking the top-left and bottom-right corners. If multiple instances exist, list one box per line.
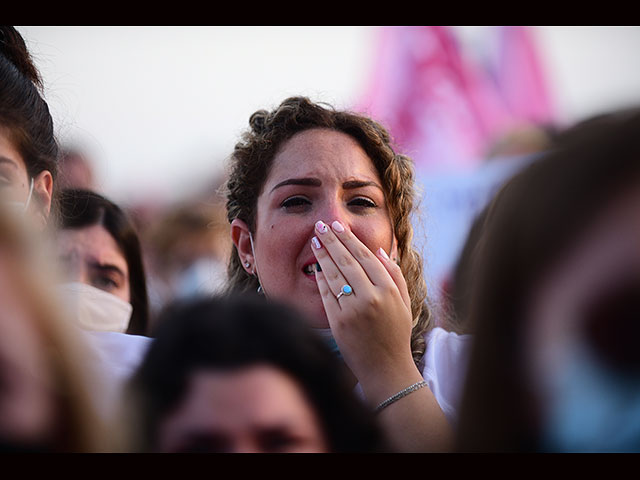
left=0, top=202, right=113, bottom=452
left=484, top=123, right=558, bottom=162
left=1, top=28, right=149, bottom=436
left=143, top=199, right=231, bottom=322
left=125, top=294, right=389, bottom=453
left=58, top=146, right=96, bottom=191
left=0, top=26, right=58, bottom=231
left=225, top=96, right=471, bottom=452
left=56, top=188, right=150, bottom=336
left=440, top=206, right=489, bottom=335
left=456, top=106, right=640, bottom=452
left=54, top=189, right=153, bottom=425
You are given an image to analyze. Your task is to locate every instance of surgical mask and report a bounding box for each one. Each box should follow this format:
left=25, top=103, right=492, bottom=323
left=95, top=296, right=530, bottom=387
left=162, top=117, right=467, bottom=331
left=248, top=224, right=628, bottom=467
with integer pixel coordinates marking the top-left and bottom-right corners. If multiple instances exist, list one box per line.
left=540, top=340, right=640, bottom=452
left=57, top=282, right=133, bottom=333
left=315, top=328, right=343, bottom=360
left=5, top=177, right=34, bottom=216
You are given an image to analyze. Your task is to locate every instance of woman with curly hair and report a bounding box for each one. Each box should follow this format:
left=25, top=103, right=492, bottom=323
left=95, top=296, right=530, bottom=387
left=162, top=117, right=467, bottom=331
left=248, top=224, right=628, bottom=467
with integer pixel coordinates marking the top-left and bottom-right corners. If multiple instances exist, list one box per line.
left=225, top=96, right=469, bottom=451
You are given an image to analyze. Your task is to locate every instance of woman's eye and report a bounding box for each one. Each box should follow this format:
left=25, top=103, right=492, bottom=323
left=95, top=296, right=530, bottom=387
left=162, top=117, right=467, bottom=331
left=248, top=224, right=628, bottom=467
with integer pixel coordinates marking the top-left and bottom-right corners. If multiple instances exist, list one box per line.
left=94, top=276, right=118, bottom=290
left=281, top=196, right=311, bottom=212
left=0, top=177, right=14, bottom=192
left=348, top=197, right=377, bottom=209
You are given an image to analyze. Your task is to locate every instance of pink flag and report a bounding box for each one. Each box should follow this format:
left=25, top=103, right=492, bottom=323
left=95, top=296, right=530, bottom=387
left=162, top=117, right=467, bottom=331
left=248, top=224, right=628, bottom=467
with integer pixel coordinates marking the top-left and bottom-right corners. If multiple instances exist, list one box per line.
left=355, top=26, right=555, bottom=171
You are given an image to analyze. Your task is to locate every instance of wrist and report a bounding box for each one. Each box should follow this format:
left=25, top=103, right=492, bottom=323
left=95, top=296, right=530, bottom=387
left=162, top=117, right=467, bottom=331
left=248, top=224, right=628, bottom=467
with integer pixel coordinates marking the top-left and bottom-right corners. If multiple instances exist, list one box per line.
left=375, top=380, right=429, bottom=413
left=357, top=359, right=425, bottom=408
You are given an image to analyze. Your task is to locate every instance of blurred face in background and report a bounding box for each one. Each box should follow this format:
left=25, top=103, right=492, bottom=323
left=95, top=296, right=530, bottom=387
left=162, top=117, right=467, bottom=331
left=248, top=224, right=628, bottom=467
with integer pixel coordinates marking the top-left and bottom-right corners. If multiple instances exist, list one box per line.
left=0, top=128, right=33, bottom=213
left=524, top=185, right=640, bottom=452
left=0, top=127, right=52, bottom=226
left=56, top=224, right=130, bottom=303
left=157, top=364, right=330, bottom=453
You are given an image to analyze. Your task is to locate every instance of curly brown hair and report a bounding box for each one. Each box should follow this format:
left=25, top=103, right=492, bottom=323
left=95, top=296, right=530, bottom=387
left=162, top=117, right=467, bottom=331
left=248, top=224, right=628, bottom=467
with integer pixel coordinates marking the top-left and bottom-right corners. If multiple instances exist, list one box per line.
left=224, top=96, right=432, bottom=365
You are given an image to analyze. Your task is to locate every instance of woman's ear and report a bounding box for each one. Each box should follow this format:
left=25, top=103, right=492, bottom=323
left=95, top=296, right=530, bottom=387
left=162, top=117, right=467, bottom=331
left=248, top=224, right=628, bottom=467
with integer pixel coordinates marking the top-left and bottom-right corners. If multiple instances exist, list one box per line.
left=231, top=218, right=255, bottom=274
left=32, top=170, right=53, bottom=229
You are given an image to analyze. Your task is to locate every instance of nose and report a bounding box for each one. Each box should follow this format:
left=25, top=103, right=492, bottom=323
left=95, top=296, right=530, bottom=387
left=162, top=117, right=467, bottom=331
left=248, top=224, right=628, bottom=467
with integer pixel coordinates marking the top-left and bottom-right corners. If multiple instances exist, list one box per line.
left=316, top=196, right=349, bottom=232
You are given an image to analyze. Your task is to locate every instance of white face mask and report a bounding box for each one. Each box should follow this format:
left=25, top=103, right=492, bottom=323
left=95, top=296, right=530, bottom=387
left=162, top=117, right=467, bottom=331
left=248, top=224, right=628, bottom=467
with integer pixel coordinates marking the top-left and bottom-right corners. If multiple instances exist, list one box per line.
left=57, top=282, right=133, bottom=333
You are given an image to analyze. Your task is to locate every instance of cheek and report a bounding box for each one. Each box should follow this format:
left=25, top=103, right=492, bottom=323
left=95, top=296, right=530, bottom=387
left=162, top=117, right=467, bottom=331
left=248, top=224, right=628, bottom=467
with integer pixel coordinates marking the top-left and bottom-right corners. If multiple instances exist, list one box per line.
left=117, top=282, right=131, bottom=304
left=256, top=221, right=307, bottom=260
left=351, top=221, right=394, bottom=253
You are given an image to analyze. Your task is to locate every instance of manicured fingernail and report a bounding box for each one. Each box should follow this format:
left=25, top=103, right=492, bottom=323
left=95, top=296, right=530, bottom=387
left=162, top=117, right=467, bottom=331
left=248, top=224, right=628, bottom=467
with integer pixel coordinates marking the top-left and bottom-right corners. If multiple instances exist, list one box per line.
left=331, top=220, right=344, bottom=233
left=311, top=236, right=322, bottom=249
left=315, top=221, right=328, bottom=234
left=378, top=247, right=390, bottom=260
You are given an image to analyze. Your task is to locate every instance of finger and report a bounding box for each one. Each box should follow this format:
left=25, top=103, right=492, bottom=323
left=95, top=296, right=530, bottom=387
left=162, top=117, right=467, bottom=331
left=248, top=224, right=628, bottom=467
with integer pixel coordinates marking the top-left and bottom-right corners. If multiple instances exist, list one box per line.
left=313, top=220, right=370, bottom=293
left=376, top=247, right=412, bottom=311
left=313, top=269, right=342, bottom=318
left=325, top=219, right=399, bottom=289
left=311, top=233, right=354, bottom=309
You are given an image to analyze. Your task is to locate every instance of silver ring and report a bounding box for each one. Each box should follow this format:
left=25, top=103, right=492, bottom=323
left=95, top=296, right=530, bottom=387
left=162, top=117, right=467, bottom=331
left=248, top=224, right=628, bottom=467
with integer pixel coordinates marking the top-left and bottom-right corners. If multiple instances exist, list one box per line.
left=335, top=284, right=353, bottom=300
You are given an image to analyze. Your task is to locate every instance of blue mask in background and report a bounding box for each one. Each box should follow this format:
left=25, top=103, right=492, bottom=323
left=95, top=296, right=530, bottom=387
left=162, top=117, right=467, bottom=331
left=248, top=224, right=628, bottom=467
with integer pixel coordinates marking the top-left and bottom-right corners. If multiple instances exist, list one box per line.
left=540, top=340, right=640, bottom=452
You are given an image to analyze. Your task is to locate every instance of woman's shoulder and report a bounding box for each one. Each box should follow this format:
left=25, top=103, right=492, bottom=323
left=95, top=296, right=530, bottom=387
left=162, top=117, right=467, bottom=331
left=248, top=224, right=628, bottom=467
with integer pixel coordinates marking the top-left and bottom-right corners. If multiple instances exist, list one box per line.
left=421, top=326, right=473, bottom=425
left=424, top=326, right=473, bottom=355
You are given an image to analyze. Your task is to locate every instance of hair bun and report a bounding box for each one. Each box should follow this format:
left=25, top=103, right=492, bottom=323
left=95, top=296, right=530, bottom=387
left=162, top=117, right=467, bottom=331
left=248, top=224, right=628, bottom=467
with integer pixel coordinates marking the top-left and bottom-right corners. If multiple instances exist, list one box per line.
left=0, top=26, right=43, bottom=89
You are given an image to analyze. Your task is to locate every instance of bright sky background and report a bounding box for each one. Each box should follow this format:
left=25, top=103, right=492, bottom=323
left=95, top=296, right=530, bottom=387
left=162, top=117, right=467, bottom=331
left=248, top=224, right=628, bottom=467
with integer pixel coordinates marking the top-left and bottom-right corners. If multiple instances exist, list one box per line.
left=17, top=26, right=640, bottom=206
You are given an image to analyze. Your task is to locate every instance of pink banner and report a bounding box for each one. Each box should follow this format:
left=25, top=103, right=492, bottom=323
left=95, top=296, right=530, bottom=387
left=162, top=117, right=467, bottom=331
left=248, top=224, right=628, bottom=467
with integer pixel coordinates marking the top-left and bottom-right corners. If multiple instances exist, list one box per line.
left=355, top=26, right=555, bottom=171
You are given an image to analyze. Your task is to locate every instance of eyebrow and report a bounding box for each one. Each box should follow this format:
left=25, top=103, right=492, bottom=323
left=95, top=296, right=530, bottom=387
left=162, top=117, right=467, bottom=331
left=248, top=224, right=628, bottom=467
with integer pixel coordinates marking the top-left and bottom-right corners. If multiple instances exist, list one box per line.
left=342, top=180, right=383, bottom=191
left=0, top=156, right=18, bottom=168
left=270, top=177, right=383, bottom=193
left=270, top=177, right=321, bottom=192
left=89, top=261, right=126, bottom=279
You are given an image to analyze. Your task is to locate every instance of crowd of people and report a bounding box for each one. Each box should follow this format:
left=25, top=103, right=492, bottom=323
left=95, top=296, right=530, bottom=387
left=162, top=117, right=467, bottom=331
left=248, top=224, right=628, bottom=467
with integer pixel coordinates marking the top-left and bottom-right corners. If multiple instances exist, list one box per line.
left=1, top=25, right=640, bottom=453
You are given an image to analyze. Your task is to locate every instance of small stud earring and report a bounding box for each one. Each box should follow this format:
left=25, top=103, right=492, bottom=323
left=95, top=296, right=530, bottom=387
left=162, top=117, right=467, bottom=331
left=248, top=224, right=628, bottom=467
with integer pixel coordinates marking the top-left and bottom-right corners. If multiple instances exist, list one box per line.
left=244, top=261, right=251, bottom=268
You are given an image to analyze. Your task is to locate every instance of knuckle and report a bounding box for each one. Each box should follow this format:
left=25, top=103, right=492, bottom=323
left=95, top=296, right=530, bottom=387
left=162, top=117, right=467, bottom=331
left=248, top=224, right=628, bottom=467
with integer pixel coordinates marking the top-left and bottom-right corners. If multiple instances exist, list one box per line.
left=363, top=293, right=383, bottom=311
left=321, top=233, right=336, bottom=245
left=328, top=270, right=341, bottom=282
left=337, top=254, right=354, bottom=268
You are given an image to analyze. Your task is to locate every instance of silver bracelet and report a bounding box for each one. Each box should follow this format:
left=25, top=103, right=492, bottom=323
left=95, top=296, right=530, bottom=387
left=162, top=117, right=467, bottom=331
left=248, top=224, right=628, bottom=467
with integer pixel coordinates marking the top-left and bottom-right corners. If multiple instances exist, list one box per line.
left=374, top=380, right=429, bottom=414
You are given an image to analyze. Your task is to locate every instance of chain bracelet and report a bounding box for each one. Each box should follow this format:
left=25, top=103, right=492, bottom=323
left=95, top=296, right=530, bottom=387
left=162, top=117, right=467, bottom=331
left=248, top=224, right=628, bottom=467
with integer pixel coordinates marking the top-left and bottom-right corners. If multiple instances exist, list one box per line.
left=374, top=380, right=429, bottom=414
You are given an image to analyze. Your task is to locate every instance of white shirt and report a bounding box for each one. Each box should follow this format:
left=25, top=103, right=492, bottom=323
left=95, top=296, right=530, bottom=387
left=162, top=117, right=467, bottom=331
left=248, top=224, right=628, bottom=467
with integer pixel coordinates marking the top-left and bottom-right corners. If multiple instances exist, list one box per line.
left=82, top=330, right=153, bottom=422
left=420, top=327, right=473, bottom=425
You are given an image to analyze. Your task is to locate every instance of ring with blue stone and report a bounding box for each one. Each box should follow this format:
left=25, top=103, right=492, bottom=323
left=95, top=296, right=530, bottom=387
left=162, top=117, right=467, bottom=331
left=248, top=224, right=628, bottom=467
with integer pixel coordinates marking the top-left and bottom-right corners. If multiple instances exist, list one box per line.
left=336, top=284, right=353, bottom=300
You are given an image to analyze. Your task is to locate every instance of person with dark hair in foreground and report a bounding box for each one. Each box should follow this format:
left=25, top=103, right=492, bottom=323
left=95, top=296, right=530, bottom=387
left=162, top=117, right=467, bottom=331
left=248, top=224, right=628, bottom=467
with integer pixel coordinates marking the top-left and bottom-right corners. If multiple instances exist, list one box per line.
left=125, top=294, right=390, bottom=453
